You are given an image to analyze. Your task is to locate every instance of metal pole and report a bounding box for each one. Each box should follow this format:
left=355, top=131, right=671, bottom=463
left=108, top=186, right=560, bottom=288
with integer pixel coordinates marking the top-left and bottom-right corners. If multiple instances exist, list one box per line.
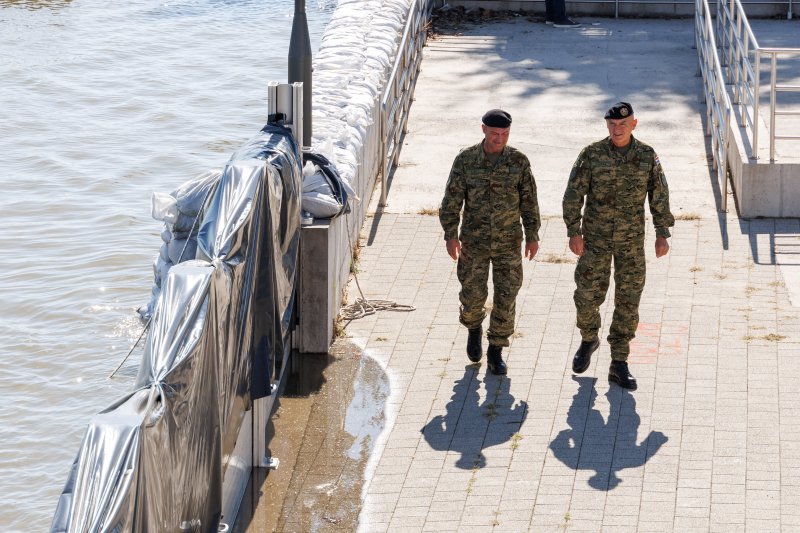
left=289, top=0, right=312, bottom=147
left=770, top=53, right=777, bottom=161
left=380, top=102, right=388, bottom=208
left=752, top=51, right=760, bottom=159
left=722, top=110, right=729, bottom=212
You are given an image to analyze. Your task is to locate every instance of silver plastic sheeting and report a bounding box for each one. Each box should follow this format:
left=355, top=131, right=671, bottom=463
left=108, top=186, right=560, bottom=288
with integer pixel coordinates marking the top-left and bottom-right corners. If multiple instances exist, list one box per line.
left=139, top=169, right=222, bottom=322
left=51, top=124, right=302, bottom=533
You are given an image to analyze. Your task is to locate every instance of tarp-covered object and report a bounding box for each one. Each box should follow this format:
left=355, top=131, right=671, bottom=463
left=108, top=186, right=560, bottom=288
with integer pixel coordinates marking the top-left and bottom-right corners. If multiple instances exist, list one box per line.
left=139, top=169, right=222, bottom=322
left=301, top=151, right=352, bottom=219
left=51, top=125, right=302, bottom=532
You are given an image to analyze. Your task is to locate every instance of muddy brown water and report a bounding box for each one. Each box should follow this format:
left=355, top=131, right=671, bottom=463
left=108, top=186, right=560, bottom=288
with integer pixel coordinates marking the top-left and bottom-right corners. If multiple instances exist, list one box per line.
left=235, top=341, right=389, bottom=533
left=0, top=2, right=334, bottom=529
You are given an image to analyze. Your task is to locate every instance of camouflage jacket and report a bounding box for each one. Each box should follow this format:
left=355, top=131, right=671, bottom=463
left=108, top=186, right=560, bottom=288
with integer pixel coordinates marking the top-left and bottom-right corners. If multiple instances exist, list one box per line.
left=562, top=136, right=675, bottom=245
left=440, top=142, right=540, bottom=248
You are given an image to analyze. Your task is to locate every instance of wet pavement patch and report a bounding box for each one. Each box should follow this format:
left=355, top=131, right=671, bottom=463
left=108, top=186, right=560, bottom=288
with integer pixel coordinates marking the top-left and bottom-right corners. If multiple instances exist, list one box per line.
left=235, top=340, right=388, bottom=533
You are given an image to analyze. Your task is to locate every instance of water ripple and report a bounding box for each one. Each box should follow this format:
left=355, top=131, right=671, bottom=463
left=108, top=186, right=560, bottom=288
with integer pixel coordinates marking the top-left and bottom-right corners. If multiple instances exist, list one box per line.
left=0, top=1, right=332, bottom=529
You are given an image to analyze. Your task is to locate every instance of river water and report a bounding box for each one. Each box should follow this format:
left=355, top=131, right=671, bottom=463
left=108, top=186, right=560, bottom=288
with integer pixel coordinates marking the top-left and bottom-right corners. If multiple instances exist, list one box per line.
left=0, top=1, right=334, bottom=530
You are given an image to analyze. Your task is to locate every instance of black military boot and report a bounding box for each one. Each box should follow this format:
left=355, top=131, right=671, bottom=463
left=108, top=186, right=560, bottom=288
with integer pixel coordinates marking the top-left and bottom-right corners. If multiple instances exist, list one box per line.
left=608, top=360, right=637, bottom=391
left=572, top=339, right=599, bottom=374
left=466, top=327, right=483, bottom=362
left=486, top=345, right=507, bottom=375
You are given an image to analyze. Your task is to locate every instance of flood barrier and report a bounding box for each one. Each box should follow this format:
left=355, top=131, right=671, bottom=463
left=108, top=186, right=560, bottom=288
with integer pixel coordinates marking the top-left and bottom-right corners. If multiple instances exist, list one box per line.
left=51, top=125, right=302, bottom=532
left=297, top=0, right=432, bottom=352
left=50, top=0, right=435, bottom=529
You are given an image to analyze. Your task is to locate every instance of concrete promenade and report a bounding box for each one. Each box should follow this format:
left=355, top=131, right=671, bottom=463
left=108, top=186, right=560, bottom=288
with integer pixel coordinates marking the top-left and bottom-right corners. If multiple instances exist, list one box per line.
left=342, top=17, right=800, bottom=533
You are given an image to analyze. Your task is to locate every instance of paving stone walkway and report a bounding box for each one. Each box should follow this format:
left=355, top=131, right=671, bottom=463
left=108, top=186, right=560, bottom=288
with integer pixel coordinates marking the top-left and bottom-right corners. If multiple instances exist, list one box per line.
left=339, top=17, right=800, bottom=533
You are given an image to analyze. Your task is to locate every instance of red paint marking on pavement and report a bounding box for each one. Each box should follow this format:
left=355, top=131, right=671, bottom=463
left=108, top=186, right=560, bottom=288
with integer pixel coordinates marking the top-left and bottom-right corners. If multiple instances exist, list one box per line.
left=626, top=322, right=687, bottom=363
left=661, top=337, right=683, bottom=355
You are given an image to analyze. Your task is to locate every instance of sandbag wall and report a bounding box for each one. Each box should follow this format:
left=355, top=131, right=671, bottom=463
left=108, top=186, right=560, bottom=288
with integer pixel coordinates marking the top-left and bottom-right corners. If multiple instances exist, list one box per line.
left=300, top=0, right=431, bottom=350
left=50, top=125, right=302, bottom=533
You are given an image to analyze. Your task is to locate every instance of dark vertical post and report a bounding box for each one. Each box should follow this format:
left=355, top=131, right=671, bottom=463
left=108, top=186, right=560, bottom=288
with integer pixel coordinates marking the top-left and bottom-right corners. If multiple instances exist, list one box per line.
left=289, top=0, right=312, bottom=147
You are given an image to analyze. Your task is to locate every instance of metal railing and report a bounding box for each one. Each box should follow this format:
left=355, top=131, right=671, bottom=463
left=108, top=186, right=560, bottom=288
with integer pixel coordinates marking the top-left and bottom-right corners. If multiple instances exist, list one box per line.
left=696, top=0, right=733, bottom=210
left=448, top=0, right=796, bottom=18
left=716, top=0, right=800, bottom=161
left=715, top=0, right=759, bottom=154
left=763, top=48, right=800, bottom=160
left=379, top=0, right=432, bottom=207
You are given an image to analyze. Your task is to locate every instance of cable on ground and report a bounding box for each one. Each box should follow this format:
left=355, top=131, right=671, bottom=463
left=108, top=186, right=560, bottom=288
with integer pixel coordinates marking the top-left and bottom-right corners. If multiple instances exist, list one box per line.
left=339, top=215, right=415, bottom=323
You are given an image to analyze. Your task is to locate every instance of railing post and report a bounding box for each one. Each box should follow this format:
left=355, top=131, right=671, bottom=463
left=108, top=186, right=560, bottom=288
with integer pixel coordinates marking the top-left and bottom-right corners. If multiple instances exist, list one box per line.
left=722, top=110, right=730, bottom=212
left=753, top=51, right=760, bottom=159
left=380, top=101, right=388, bottom=208
left=770, top=53, right=777, bottom=162
left=727, top=0, right=739, bottom=76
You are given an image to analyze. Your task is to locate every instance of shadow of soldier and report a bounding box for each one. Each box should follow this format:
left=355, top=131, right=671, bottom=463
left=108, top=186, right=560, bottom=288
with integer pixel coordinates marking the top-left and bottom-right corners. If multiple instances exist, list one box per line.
left=550, top=376, right=668, bottom=490
left=420, top=365, right=528, bottom=469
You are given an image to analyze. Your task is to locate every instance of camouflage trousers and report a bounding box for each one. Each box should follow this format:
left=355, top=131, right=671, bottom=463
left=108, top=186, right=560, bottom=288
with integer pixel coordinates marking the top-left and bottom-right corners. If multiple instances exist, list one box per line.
left=574, top=240, right=646, bottom=361
left=457, top=243, right=523, bottom=347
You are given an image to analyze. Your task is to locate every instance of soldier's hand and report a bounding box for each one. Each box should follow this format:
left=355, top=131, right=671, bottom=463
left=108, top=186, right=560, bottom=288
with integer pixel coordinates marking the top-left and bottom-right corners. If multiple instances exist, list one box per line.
left=569, top=235, right=584, bottom=257
left=525, top=241, right=539, bottom=261
left=655, top=236, right=670, bottom=258
left=446, top=238, right=461, bottom=261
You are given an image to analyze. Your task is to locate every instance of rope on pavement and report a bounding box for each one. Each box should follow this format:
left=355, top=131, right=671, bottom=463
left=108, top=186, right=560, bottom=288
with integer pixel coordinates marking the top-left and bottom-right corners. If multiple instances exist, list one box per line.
left=339, top=219, right=415, bottom=322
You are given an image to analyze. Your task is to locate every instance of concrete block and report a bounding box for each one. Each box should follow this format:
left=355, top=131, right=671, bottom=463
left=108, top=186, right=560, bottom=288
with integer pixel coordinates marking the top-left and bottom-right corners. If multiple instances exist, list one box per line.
left=297, top=217, right=351, bottom=353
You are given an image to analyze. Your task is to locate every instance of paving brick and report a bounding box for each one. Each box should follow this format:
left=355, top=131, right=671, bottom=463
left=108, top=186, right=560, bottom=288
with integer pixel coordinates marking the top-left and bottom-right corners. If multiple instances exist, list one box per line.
left=331, top=16, right=800, bottom=533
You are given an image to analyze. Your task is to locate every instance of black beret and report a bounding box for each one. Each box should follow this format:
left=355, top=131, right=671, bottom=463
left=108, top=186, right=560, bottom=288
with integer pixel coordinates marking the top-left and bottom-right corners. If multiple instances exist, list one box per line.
left=482, top=109, right=512, bottom=128
left=604, top=102, right=634, bottom=119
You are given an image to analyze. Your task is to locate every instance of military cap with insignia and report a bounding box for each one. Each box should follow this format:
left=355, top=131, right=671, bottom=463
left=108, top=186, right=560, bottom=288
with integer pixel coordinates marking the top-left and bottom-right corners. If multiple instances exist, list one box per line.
left=482, top=109, right=512, bottom=128
left=604, top=102, right=634, bottom=119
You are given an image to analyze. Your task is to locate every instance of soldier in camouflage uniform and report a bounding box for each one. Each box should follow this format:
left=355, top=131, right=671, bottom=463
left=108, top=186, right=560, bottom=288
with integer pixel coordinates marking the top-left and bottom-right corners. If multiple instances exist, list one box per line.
left=563, top=102, right=674, bottom=391
left=440, top=109, right=541, bottom=375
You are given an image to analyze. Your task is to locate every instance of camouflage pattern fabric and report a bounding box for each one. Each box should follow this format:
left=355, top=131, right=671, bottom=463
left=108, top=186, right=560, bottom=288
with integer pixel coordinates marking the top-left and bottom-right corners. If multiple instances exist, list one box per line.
left=440, top=143, right=540, bottom=248
left=563, top=136, right=674, bottom=361
left=457, top=245, right=523, bottom=347
left=574, top=240, right=645, bottom=360
left=440, top=142, right=540, bottom=346
left=563, top=136, right=674, bottom=244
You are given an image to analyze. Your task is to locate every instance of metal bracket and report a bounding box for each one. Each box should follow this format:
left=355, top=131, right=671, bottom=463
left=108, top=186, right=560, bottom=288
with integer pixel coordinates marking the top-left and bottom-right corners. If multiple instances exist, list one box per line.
left=262, top=456, right=280, bottom=470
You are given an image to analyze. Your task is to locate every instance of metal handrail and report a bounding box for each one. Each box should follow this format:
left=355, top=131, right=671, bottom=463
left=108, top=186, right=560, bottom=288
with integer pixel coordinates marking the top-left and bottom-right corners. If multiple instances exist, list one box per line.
left=379, top=0, right=431, bottom=207
left=716, top=0, right=760, bottom=155
left=696, top=0, right=733, bottom=210
left=518, top=0, right=797, bottom=18
left=763, top=47, right=800, bottom=160
left=715, top=0, right=800, bottom=161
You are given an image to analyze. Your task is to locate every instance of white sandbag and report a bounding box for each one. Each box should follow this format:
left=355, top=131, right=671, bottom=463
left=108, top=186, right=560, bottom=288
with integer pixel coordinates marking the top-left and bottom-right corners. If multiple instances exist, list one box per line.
left=166, top=237, right=197, bottom=265
left=303, top=191, right=343, bottom=218
left=151, top=192, right=178, bottom=224
left=159, top=242, right=170, bottom=263
left=172, top=211, right=200, bottom=236
left=153, top=255, right=173, bottom=288
left=338, top=171, right=357, bottom=202
left=308, top=0, right=413, bottom=212
left=302, top=160, right=318, bottom=178
left=303, top=169, right=333, bottom=195
left=171, top=169, right=221, bottom=217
